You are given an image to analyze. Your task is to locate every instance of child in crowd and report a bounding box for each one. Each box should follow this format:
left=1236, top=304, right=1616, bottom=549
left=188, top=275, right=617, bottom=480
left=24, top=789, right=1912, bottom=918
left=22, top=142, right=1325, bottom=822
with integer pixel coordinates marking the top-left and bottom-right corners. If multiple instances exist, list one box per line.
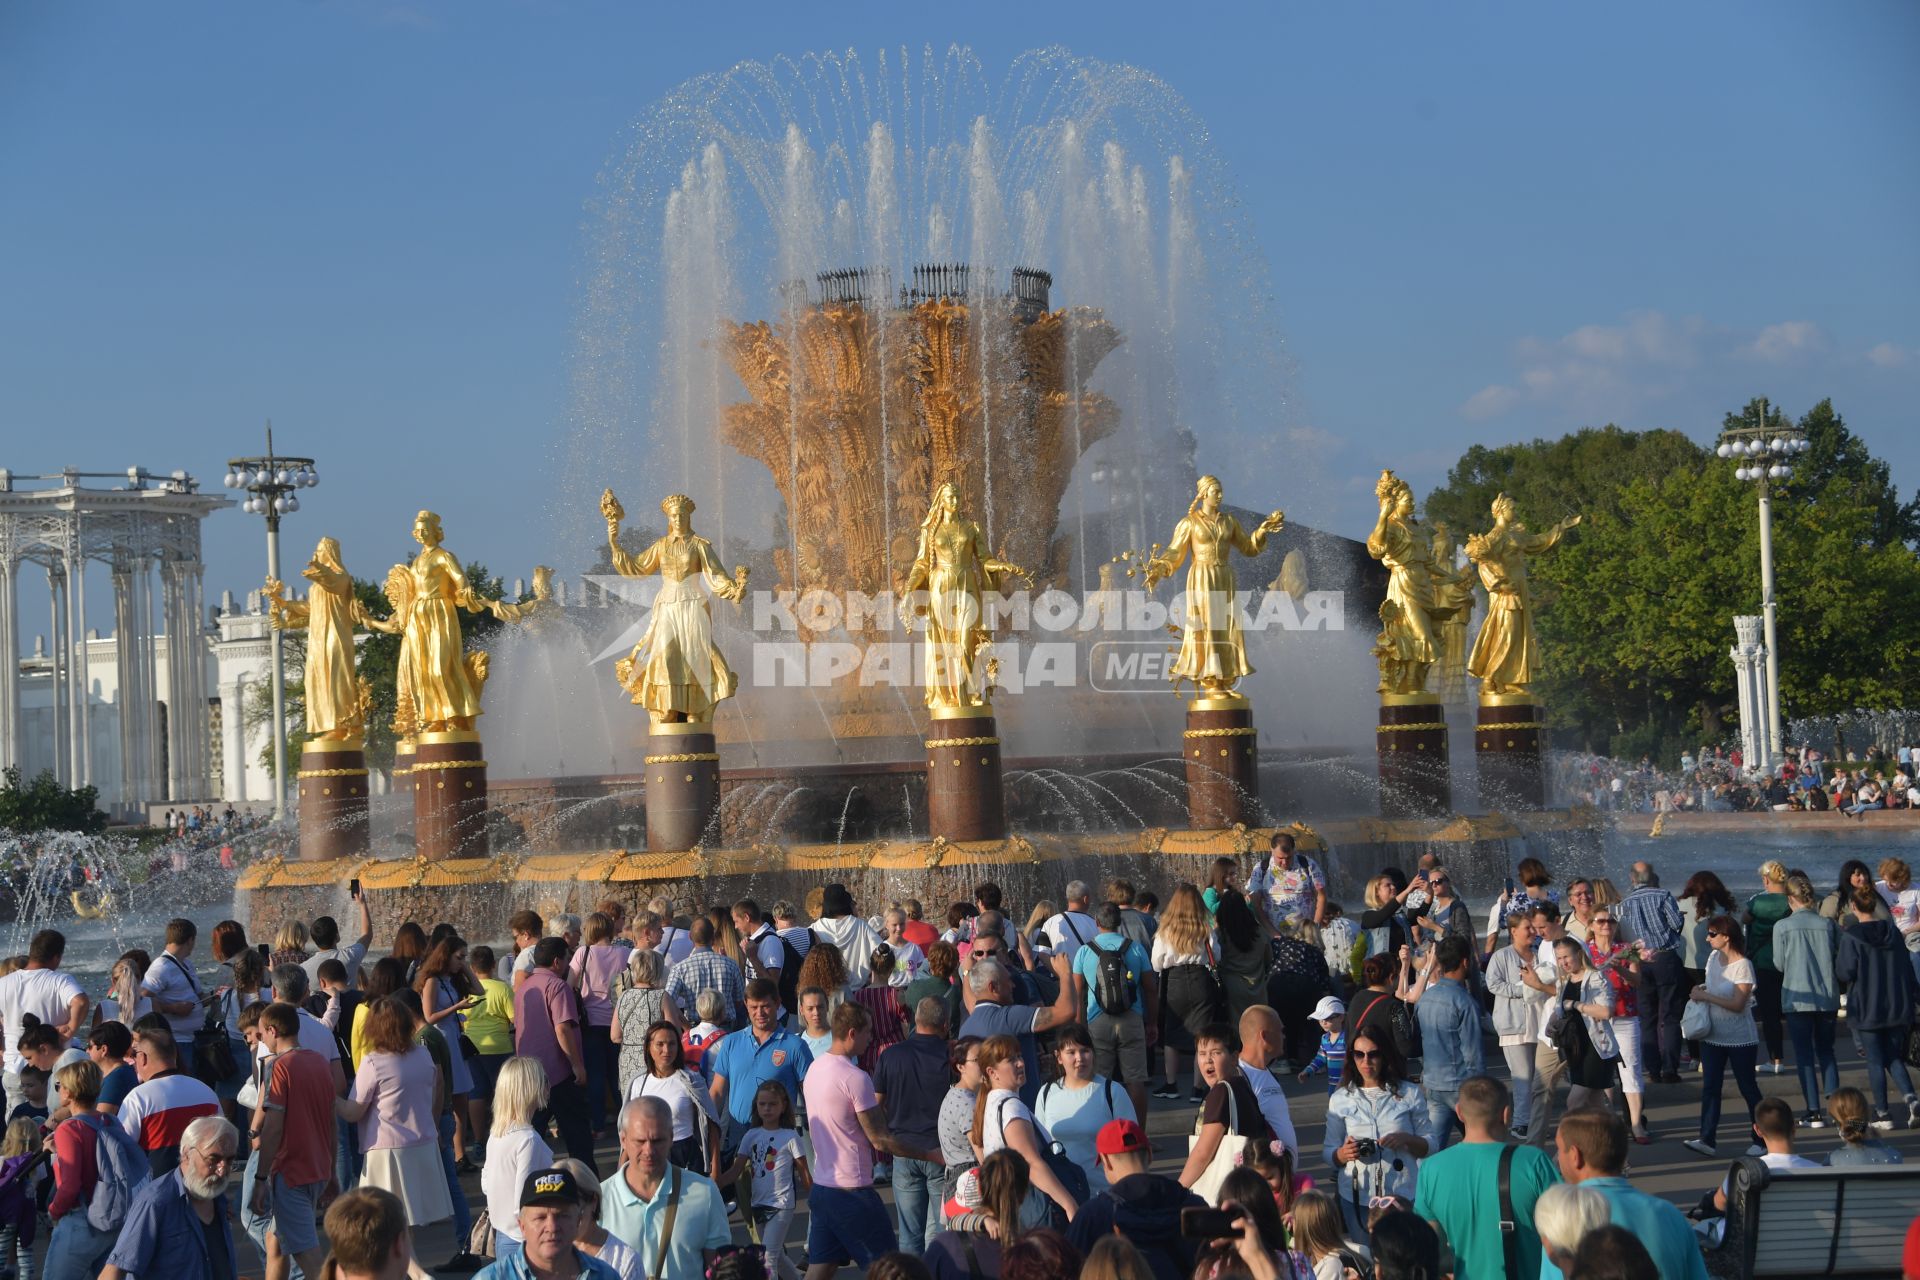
left=724, top=1080, right=810, bottom=1280
left=315, top=958, right=353, bottom=1030
left=9, top=1070, right=48, bottom=1126
left=797, top=987, right=833, bottom=1060
left=0, top=1116, right=45, bottom=1279
left=1296, top=997, right=1347, bottom=1092
left=1248, top=1139, right=1315, bottom=1231
left=682, top=990, right=729, bottom=1072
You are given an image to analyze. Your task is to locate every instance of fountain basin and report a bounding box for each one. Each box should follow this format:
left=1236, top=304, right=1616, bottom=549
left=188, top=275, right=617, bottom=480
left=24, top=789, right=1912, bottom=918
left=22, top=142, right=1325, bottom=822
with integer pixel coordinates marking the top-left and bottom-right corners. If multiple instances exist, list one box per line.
left=238, top=809, right=1603, bottom=943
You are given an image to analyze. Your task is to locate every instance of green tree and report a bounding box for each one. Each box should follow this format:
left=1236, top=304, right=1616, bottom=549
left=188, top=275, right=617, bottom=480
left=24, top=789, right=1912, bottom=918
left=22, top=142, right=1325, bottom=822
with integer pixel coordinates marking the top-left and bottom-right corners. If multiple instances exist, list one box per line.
left=1425, top=405, right=1920, bottom=762
left=0, top=766, right=108, bottom=834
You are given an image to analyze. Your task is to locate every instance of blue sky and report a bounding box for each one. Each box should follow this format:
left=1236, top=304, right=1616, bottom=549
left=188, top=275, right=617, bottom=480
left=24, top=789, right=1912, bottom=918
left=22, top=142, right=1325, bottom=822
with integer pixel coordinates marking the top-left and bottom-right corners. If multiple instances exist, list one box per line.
left=2, top=1, right=1916, bottom=627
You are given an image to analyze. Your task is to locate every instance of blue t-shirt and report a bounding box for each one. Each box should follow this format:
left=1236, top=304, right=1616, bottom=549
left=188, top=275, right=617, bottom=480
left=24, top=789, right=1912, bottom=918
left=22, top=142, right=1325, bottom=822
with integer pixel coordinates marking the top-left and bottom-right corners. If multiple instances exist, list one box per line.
left=957, top=1002, right=1042, bottom=1107
left=100, top=1062, right=139, bottom=1110
left=1536, top=1177, right=1708, bottom=1280
left=1070, top=932, right=1153, bottom=1019
left=1034, top=1076, right=1138, bottom=1191
left=705, top=1026, right=814, bottom=1126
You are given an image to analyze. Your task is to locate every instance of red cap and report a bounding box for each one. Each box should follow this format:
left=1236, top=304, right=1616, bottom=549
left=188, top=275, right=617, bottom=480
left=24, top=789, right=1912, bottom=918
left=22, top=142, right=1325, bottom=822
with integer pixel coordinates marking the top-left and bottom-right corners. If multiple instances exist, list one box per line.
left=1095, top=1118, right=1149, bottom=1156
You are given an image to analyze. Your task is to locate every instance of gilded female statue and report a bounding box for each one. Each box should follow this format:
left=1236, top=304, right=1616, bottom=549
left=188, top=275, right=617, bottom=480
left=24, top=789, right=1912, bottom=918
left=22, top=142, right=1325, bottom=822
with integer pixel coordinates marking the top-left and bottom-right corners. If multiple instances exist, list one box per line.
left=386, top=510, right=505, bottom=734
left=1143, top=475, right=1284, bottom=701
left=265, top=536, right=365, bottom=741
left=1365, top=471, right=1443, bottom=693
left=1429, top=521, right=1478, bottom=702
left=900, top=481, right=1028, bottom=713
left=601, top=490, right=749, bottom=725
left=1466, top=493, right=1580, bottom=698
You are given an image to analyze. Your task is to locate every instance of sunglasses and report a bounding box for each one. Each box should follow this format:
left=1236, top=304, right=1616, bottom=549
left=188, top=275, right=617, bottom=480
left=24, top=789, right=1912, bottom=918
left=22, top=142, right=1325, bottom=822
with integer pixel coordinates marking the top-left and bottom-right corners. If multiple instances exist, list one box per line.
left=1706, top=931, right=1725, bottom=939
left=1352, top=1049, right=1382, bottom=1060
left=1593, top=919, right=1613, bottom=926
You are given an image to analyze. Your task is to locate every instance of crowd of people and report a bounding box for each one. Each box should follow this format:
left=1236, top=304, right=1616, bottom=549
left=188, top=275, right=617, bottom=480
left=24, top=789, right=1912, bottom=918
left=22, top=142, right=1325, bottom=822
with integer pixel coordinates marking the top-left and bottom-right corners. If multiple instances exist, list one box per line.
left=0, top=832, right=1916, bottom=1279
left=1552, top=740, right=1920, bottom=816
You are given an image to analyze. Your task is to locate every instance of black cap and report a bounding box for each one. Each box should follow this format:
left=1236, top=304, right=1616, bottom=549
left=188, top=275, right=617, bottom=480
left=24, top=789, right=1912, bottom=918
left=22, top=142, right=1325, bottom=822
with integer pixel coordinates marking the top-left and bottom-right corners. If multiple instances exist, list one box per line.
left=821, top=883, right=853, bottom=917
left=520, top=1167, right=582, bottom=1209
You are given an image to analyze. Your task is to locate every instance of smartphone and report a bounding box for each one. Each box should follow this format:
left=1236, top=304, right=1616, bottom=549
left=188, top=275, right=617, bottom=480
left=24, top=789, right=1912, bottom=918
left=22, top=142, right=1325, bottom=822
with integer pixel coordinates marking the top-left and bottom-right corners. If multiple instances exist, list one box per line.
left=349, top=878, right=361, bottom=899
left=1504, top=877, right=1515, bottom=897
left=257, top=942, right=271, bottom=963
left=1179, top=1207, right=1243, bottom=1240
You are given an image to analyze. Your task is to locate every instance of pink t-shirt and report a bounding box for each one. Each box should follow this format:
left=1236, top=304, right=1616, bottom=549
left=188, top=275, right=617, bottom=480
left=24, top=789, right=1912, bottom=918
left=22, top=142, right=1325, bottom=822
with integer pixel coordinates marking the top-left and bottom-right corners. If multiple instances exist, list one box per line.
left=568, top=944, right=626, bottom=1027
left=801, top=1051, right=877, bottom=1189
left=513, top=967, right=580, bottom=1089
left=350, top=1045, right=437, bottom=1151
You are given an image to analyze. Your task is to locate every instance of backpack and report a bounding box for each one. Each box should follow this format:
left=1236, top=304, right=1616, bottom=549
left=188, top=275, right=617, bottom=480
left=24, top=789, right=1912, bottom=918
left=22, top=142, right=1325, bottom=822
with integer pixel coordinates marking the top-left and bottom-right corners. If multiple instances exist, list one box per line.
left=80, top=1112, right=151, bottom=1232
left=1092, top=938, right=1138, bottom=1017
left=776, top=929, right=817, bottom=1015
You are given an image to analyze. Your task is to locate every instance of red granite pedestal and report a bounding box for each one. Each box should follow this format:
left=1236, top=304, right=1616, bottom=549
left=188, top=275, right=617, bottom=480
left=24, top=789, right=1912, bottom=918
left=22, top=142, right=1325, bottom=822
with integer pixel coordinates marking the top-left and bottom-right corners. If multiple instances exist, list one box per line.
left=1377, top=693, right=1451, bottom=817
left=296, top=740, right=370, bottom=862
left=1476, top=698, right=1547, bottom=810
left=926, top=713, right=1007, bottom=842
left=412, top=731, right=489, bottom=860
left=645, top=723, right=721, bottom=851
left=1184, top=698, right=1260, bottom=829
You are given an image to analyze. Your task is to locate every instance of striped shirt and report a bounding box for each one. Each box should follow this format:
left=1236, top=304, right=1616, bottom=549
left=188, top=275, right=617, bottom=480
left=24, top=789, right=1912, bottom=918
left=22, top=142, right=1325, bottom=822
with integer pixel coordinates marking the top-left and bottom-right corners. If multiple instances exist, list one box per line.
left=666, top=948, right=746, bottom=1025
left=118, top=1070, right=220, bottom=1175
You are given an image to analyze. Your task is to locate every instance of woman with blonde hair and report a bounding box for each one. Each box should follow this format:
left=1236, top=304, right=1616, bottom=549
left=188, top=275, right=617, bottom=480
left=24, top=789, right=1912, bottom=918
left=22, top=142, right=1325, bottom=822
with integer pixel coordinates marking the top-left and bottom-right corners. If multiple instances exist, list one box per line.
left=612, top=947, right=682, bottom=1100
left=1744, top=859, right=1792, bottom=1073
left=270, top=920, right=311, bottom=970
left=480, top=1057, right=552, bottom=1255
left=1533, top=1182, right=1610, bottom=1275
left=1022, top=902, right=1057, bottom=953
left=1825, top=1085, right=1903, bottom=1165
left=1151, top=884, right=1224, bottom=1102
left=1289, top=1188, right=1368, bottom=1280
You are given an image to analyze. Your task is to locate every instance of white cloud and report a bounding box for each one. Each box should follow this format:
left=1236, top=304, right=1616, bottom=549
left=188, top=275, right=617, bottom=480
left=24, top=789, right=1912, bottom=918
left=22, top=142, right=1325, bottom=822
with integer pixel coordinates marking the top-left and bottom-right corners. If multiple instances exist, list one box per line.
left=1458, top=311, right=1862, bottom=424
left=1745, top=321, right=1826, bottom=363
left=1461, top=384, right=1521, bottom=420
left=1866, top=342, right=1911, bottom=369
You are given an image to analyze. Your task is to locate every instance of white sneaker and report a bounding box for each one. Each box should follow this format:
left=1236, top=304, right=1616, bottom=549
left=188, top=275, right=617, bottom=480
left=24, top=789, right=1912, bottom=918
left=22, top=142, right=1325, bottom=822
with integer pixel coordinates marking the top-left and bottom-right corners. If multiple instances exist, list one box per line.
left=1682, top=1138, right=1718, bottom=1157
left=1870, top=1111, right=1895, bottom=1130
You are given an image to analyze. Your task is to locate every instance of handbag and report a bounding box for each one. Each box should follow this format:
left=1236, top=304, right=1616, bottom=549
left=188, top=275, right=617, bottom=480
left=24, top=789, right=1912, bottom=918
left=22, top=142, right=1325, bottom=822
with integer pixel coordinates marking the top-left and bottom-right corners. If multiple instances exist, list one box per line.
left=1681, top=997, right=1713, bottom=1042
left=468, top=1208, right=495, bottom=1259
left=1187, top=1080, right=1259, bottom=1203
left=168, top=954, right=236, bottom=1087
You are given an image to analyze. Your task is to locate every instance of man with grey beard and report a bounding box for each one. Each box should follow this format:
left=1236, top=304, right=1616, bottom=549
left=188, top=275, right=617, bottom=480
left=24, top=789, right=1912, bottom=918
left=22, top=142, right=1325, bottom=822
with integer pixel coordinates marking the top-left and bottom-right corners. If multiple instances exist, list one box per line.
left=102, top=1114, right=240, bottom=1280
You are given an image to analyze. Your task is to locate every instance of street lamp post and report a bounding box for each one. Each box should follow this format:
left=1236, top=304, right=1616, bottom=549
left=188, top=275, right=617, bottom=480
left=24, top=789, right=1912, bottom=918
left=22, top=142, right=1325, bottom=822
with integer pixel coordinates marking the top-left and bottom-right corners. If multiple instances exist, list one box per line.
left=224, top=424, right=319, bottom=821
left=1715, top=398, right=1810, bottom=771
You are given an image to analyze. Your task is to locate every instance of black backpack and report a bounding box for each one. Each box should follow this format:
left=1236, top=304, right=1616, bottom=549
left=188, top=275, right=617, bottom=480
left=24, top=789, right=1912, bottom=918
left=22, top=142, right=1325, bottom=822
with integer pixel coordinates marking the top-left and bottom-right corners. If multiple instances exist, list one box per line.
left=1092, top=938, right=1137, bottom=1017
left=776, top=929, right=817, bottom=1014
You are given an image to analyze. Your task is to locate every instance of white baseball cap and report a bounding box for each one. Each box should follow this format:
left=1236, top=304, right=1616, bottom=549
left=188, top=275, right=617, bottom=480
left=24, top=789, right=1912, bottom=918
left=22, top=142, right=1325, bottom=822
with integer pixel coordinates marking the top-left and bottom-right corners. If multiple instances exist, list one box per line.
left=1310, top=996, right=1346, bottom=1022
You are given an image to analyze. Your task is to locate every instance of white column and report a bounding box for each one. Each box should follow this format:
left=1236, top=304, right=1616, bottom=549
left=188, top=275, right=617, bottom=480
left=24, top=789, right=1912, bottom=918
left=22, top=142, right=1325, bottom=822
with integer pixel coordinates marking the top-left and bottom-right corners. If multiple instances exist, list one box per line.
left=72, top=532, right=93, bottom=785
left=221, top=677, right=249, bottom=802
left=164, top=562, right=188, bottom=802
left=1731, top=616, right=1767, bottom=772
left=112, top=564, right=137, bottom=810
left=48, top=565, right=68, bottom=784
left=187, top=564, right=211, bottom=799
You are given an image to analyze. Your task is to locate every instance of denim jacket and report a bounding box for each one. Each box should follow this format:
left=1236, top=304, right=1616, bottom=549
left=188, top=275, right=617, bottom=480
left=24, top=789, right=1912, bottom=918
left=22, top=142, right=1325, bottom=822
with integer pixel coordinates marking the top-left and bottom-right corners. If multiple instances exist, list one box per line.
left=1413, top=977, right=1483, bottom=1090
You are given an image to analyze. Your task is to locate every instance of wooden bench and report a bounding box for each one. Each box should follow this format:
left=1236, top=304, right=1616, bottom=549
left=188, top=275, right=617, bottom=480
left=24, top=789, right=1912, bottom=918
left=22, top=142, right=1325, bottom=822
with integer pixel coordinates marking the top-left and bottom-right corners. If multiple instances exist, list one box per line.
left=1708, top=1157, right=1920, bottom=1277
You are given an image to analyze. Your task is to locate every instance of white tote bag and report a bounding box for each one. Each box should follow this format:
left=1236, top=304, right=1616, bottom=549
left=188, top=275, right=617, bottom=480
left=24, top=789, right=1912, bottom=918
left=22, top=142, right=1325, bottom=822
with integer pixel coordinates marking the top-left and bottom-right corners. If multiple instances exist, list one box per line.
left=1188, top=1080, right=1259, bottom=1203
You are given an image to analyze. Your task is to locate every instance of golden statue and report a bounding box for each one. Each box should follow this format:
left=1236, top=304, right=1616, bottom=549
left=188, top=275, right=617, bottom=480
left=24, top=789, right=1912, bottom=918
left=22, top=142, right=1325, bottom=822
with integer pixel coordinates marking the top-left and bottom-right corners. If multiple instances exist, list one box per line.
left=1372, top=599, right=1425, bottom=696
left=492, top=566, right=563, bottom=631
left=362, top=565, right=422, bottom=741
left=900, top=481, right=1029, bottom=714
left=601, top=490, right=749, bottom=725
left=1142, top=475, right=1284, bottom=703
left=264, top=536, right=367, bottom=742
left=1429, top=522, right=1478, bottom=703
left=363, top=511, right=509, bottom=736
left=1366, top=471, right=1447, bottom=697
left=1465, top=493, right=1580, bottom=699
